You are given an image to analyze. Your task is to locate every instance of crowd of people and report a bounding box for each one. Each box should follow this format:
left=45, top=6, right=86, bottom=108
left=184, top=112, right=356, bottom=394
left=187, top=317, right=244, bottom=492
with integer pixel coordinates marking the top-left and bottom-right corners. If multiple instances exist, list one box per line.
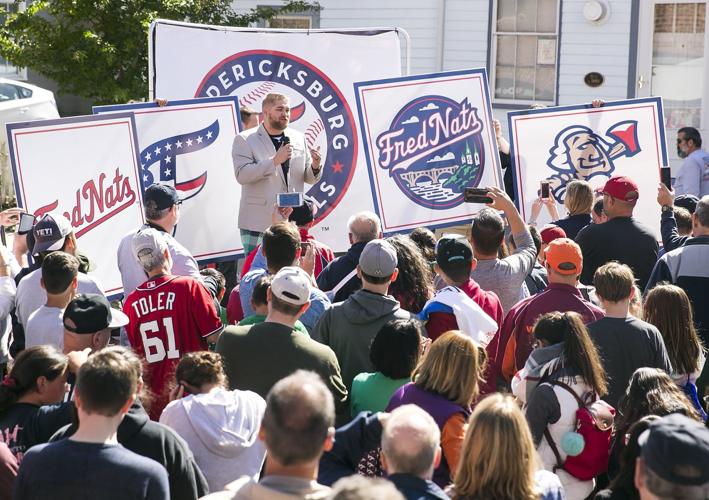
left=0, top=93, right=707, bottom=500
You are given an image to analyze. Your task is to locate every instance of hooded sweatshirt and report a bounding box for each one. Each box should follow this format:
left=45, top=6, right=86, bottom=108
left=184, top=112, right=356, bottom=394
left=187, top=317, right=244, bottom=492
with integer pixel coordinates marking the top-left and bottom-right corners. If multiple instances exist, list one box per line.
left=160, top=388, right=267, bottom=492
left=311, top=289, right=413, bottom=390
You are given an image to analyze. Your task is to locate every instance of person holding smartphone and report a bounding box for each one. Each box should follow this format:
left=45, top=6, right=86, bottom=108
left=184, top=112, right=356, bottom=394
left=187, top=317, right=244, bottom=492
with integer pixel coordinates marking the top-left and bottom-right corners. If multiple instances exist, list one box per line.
left=232, top=93, right=323, bottom=254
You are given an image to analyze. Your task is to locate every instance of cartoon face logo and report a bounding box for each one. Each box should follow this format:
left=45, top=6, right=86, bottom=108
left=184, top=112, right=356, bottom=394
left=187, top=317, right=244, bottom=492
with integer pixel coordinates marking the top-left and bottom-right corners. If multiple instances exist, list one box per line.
left=195, top=50, right=358, bottom=224
left=375, top=95, right=485, bottom=209
left=546, top=120, right=640, bottom=202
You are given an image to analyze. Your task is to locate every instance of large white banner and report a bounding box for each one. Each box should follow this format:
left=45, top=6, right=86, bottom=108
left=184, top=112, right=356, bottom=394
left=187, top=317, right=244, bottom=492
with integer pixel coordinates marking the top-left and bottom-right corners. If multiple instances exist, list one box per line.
left=354, top=68, right=502, bottom=233
left=7, top=114, right=145, bottom=297
left=94, top=97, right=243, bottom=261
left=150, top=20, right=402, bottom=251
left=508, top=97, right=668, bottom=237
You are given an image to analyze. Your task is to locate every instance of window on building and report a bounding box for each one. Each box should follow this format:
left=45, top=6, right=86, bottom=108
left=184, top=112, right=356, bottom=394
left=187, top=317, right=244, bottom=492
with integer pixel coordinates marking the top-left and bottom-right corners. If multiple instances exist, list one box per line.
left=258, top=6, right=320, bottom=29
left=491, top=0, right=559, bottom=104
left=0, top=1, right=26, bottom=80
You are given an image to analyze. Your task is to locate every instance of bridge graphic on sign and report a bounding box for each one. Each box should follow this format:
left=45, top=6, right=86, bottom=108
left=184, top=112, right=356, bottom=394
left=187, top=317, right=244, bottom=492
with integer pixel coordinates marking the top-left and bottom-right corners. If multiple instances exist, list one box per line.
left=399, top=165, right=460, bottom=187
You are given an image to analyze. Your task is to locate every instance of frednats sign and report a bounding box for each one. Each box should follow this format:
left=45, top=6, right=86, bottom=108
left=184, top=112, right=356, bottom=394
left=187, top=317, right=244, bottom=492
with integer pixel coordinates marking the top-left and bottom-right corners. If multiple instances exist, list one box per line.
left=508, top=98, right=667, bottom=236
left=94, top=96, right=243, bottom=261
left=354, top=69, right=503, bottom=233
left=149, top=20, right=402, bottom=251
left=7, top=113, right=144, bottom=297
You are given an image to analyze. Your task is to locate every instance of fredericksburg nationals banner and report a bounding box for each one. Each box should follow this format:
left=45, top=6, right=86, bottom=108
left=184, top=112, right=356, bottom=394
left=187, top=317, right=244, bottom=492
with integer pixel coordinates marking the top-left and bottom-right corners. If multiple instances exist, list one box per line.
left=7, top=114, right=144, bottom=297
left=94, top=96, right=243, bottom=261
left=508, top=97, right=668, bottom=237
left=149, top=20, right=403, bottom=251
left=354, top=68, right=503, bottom=233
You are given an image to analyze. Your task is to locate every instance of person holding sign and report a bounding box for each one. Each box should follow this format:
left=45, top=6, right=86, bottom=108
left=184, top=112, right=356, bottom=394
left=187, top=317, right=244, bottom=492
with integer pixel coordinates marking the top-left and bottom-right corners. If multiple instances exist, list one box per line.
left=232, top=93, right=323, bottom=254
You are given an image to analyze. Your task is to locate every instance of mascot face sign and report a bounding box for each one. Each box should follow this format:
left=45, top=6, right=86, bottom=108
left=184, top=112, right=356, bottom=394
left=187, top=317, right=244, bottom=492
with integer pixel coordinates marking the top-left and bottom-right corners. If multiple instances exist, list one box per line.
left=194, top=50, right=358, bottom=223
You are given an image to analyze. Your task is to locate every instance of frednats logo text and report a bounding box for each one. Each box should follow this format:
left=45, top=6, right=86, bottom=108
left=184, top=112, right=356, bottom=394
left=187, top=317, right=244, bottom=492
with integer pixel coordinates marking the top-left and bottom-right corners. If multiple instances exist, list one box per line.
left=195, top=50, right=357, bottom=223
left=376, top=95, right=485, bottom=209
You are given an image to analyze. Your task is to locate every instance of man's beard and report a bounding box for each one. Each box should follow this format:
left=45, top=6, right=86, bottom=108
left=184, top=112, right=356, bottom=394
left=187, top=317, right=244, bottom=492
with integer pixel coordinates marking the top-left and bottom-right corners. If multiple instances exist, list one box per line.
left=268, top=116, right=288, bottom=131
left=677, top=147, right=688, bottom=159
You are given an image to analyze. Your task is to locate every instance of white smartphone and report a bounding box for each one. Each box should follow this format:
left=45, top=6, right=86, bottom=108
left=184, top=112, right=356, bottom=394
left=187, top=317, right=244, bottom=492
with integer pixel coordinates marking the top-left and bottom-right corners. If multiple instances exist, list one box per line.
left=277, top=192, right=304, bottom=208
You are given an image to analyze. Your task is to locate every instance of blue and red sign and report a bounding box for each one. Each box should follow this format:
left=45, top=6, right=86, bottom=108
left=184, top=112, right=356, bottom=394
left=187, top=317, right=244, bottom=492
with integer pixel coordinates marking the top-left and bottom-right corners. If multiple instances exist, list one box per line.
left=195, top=50, right=358, bottom=223
left=375, top=95, right=486, bottom=209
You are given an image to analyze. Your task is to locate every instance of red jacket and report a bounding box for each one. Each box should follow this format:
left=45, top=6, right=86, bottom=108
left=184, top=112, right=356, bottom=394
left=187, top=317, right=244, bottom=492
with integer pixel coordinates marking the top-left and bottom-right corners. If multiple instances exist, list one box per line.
left=492, top=283, right=605, bottom=384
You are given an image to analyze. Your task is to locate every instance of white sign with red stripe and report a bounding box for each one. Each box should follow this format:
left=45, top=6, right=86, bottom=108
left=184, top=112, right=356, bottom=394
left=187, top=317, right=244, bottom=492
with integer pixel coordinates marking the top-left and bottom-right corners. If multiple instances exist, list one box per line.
left=94, top=96, right=243, bottom=261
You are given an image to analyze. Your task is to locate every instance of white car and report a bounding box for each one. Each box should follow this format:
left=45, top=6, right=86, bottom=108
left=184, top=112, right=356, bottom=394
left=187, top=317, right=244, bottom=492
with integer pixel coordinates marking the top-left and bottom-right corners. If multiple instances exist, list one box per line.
left=0, top=78, right=59, bottom=126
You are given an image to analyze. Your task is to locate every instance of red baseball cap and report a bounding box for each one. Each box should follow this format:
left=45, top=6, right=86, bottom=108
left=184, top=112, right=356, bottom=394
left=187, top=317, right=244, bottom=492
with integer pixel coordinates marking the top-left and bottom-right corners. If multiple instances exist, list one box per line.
left=540, top=225, right=567, bottom=244
left=545, top=238, right=583, bottom=276
left=602, top=176, right=639, bottom=202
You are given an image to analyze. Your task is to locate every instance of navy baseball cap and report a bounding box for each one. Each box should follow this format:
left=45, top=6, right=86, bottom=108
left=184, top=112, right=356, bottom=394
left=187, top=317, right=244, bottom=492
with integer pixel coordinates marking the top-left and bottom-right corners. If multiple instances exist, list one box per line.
left=675, top=194, right=699, bottom=213
left=639, top=413, right=709, bottom=486
left=435, top=234, right=473, bottom=268
left=144, top=183, right=180, bottom=210
left=288, top=196, right=316, bottom=226
left=32, top=213, right=73, bottom=255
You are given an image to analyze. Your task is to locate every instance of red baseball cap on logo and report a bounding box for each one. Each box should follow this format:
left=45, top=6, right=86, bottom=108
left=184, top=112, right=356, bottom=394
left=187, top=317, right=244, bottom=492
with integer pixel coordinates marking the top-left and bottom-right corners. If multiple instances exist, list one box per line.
left=602, top=176, right=639, bottom=202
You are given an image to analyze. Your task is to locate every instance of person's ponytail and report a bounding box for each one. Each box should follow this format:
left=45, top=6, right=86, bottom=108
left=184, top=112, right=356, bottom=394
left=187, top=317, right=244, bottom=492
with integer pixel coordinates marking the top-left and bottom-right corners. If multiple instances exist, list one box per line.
left=0, top=345, right=68, bottom=414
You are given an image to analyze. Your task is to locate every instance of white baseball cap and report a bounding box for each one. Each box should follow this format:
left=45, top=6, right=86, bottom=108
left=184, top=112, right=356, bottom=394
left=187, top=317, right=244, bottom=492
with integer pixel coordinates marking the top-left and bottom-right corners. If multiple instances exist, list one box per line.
left=271, top=266, right=311, bottom=305
left=132, top=228, right=168, bottom=266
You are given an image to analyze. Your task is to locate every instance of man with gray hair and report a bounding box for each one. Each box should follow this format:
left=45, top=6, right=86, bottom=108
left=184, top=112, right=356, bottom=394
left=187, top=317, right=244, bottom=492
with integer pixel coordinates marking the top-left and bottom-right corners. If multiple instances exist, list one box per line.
left=317, top=211, right=382, bottom=302
left=382, top=405, right=448, bottom=500
left=123, top=227, right=223, bottom=420
left=117, top=183, right=200, bottom=296
left=646, top=195, right=709, bottom=391
left=203, top=370, right=336, bottom=499
left=634, top=413, right=709, bottom=500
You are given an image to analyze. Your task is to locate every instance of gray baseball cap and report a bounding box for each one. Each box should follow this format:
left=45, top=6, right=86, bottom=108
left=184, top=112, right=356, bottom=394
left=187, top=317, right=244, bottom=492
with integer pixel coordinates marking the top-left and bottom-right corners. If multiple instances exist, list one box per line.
left=359, top=239, right=397, bottom=278
left=132, top=228, right=168, bottom=266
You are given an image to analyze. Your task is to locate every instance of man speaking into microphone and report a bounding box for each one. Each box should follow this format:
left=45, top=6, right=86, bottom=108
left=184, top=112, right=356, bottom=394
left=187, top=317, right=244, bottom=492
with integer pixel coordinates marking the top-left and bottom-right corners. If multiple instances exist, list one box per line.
left=233, top=92, right=323, bottom=253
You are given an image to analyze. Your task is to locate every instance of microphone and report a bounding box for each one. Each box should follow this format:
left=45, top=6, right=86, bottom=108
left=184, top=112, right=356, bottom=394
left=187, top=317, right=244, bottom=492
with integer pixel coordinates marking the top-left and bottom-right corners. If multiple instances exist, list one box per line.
left=281, top=136, right=291, bottom=185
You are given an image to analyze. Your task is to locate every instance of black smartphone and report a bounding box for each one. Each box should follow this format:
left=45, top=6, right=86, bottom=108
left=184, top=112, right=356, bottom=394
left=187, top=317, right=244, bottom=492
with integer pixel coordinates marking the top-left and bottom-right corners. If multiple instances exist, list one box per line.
left=660, top=167, right=672, bottom=189
left=540, top=181, right=550, bottom=199
left=464, top=187, right=493, bottom=204
left=17, top=212, right=35, bottom=234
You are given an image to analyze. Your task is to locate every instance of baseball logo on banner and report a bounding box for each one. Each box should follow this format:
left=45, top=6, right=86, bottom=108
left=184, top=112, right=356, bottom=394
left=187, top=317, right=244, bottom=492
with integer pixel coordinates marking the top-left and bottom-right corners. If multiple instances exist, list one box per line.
left=354, top=68, right=502, bottom=233
left=149, top=21, right=403, bottom=251
left=7, top=113, right=144, bottom=297
left=94, top=96, right=243, bottom=261
left=508, top=97, right=667, bottom=236
left=195, top=50, right=357, bottom=222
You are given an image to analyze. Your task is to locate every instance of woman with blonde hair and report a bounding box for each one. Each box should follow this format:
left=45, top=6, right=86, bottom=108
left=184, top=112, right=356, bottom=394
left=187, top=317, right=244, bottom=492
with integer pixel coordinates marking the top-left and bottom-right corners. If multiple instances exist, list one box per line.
left=552, top=180, right=594, bottom=239
left=386, top=330, right=485, bottom=487
left=450, top=394, right=564, bottom=500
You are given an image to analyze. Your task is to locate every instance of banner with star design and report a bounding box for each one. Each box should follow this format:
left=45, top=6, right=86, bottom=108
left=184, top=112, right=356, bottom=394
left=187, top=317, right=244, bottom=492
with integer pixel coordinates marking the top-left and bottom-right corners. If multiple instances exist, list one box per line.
left=7, top=113, right=144, bottom=297
left=94, top=96, right=243, bottom=261
left=149, top=20, right=402, bottom=250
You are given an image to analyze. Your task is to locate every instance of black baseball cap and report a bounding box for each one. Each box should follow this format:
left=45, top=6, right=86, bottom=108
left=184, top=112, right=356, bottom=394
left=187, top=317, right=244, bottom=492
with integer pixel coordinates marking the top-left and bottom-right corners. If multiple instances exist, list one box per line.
left=435, top=234, right=473, bottom=269
left=63, top=294, right=129, bottom=334
left=675, top=194, right=699, bottom=214
left=144, top=183, right=180, bottom=210
left=288, top=195, right=316, bottom=226
left=639, top=413, right=709, bottom=486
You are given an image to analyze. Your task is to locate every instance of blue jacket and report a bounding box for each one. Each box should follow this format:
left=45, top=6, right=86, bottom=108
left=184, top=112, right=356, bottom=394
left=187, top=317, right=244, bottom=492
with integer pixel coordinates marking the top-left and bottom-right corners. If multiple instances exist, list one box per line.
left=317, top=242, right=367, bottom=302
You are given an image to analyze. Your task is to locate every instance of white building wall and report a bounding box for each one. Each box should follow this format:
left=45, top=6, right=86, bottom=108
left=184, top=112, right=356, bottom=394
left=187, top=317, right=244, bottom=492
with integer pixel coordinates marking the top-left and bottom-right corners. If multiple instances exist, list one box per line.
left=441, top=0, right=490, bottom=71
left=557, top=0, right=633, bottom=105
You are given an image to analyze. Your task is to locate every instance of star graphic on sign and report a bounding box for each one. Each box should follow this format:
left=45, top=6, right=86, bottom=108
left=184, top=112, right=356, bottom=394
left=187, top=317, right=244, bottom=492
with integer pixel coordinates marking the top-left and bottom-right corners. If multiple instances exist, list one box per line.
left=164, top=168, right=172, bottom=176
left=145, top=152, right=152, bottom=161
left=196, top=136, right=203, bottom=144
left=206, top=131, right=213, bottom=139
left=186, top=139, right=193, bottom=147
left=175, top=140, right=183, bottom=148
left=165, top=156, right=172, bottom=164
left=332, top=160, right=344, bottom=174
left=164, top=143, right=172, bottom=151
left=143, top=174, right=149, bottom=182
